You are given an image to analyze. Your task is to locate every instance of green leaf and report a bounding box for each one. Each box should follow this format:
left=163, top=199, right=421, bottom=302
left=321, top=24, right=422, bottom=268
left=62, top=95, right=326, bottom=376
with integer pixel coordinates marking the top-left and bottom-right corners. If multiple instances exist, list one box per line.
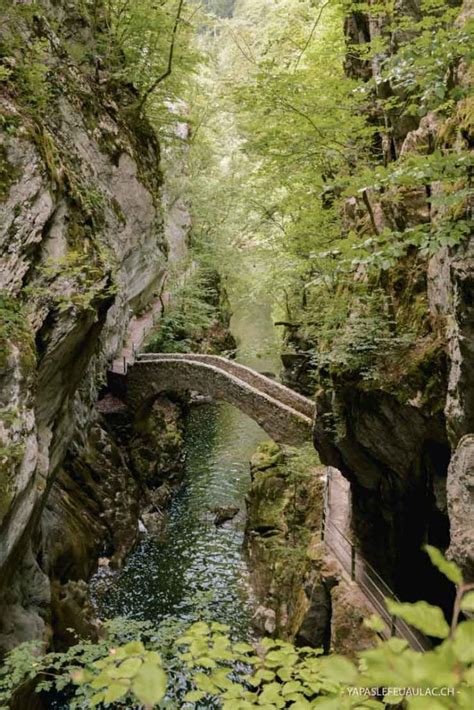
left=385, top=599, right=450, bottom=639
left=194, top=672, right=219, bottom=694
left=131, top=662, right=167, bottom=705
left=195, top=656, right=217, bottom=668
left=309, top=699, right=340, bottom=709
left=184, top=689, right=206, bottom=701
left=223, top=701, right=254, bottom=710
left=259, top=682, right=286, bottom=707
left=103, top=681, right=129, bottom=704
left=282, top=680, right=304, bottom=695
left=188, top=621, right=210, bottom=636
left=424, top=546, right=463, bottom=585
left=90, top=692, right=105, bottom=707
left=211, top=622, right=229, bottom=632
left=276, top=666, right=293, bottom=681
left=364, top=614, right=386, bottom=633
left=117, top=657, right=142, bottom=678
left=70, top=668, right=87, bottom=684
left=318, top=655, right=358, bottom=684
left=210, top=669, right=235, bottom=690
left=452, top=620, right=474, bottom=663
left=265, top=649, right=298, bottom=667
left=122, top=641, right=145, bottom=656
left=249, top=669, right=276, bottom=686
left=460, top=591, right=474, bottom=612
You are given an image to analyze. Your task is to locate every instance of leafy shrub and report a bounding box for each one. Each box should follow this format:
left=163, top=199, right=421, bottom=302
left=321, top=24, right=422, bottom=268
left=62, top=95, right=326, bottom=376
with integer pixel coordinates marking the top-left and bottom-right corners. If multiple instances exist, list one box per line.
left=0, top=548, right=472, bottom=708
left=146, top=268, right=219, bottom=353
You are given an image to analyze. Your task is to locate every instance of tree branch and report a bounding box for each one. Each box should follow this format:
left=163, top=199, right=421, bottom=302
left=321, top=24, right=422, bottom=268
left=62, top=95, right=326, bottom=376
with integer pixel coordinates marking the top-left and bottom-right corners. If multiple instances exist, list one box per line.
left=294, top=0, right=330, bottom=70
left=361, top=189, right=380, bottom=235
left=137, top=0, right=185, bottom=113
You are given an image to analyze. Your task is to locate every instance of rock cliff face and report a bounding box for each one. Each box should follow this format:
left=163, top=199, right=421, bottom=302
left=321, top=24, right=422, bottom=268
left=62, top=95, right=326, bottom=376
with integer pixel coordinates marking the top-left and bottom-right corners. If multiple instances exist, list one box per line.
left=290, top=0, right=474, bottom=592
left=244, top=442, right=376, bottom=654
left=0, top=1, right=185, bottom=651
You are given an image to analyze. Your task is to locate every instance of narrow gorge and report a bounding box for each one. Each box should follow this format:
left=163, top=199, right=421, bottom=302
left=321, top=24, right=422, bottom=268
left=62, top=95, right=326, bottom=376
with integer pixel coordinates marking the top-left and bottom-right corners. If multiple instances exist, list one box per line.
left=0, top=0, right=473, bottom=708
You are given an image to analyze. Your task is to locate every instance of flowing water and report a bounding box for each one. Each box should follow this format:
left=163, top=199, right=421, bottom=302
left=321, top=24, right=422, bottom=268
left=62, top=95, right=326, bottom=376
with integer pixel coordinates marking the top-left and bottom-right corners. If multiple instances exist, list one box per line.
left=94, top=282, right=280, bottom=637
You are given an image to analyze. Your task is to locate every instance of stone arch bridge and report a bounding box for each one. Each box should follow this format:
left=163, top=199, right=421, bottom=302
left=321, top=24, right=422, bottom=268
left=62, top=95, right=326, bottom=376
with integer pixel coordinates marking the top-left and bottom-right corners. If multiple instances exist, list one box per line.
left=121, top=353, right=315, bottom=445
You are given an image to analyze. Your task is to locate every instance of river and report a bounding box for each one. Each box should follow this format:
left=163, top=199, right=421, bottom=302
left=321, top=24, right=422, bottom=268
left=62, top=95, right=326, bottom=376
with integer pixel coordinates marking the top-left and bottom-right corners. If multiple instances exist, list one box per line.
left=93, top=276, right=281, bottom=639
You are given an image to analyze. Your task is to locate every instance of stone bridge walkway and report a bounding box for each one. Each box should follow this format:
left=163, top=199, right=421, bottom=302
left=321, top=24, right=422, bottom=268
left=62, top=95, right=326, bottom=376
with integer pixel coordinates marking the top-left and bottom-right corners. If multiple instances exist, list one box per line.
left=106, top=282, right=314, bottom=445
left=125, top=353, right=315, bottom=446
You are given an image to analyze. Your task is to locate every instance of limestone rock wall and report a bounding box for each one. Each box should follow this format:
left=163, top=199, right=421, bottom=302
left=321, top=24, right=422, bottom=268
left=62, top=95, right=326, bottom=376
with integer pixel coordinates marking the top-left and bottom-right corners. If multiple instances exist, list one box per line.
left=0, top=0, right=185, bottom=651
left=244, top=442, right=376, bottom=653
left=305, top=0, right=474, bottom=589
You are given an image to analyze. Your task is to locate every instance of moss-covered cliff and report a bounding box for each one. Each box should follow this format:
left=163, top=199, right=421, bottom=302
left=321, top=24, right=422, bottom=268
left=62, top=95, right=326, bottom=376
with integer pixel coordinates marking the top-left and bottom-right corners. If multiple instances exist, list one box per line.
left=0, top=0, right=185, bottom=652
left=280, top=0, right=473, bottom=595
left=245, top=442, right=377, bottom=656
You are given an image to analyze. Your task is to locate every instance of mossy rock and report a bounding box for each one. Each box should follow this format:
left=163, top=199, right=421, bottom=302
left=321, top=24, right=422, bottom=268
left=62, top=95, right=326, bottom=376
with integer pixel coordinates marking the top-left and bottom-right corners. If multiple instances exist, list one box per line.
left=0, top=294, right=36, bottom=375
left=250, top=441, right=285, bottom=473
left=0, top=144, right=20, bottom=202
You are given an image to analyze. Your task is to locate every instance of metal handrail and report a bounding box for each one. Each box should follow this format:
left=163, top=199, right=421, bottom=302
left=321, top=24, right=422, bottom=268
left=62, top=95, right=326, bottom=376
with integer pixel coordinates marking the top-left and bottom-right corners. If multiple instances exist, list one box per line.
left=127, top=342, right=429, bottom=651
left=322, top=478, right=431, bottom=652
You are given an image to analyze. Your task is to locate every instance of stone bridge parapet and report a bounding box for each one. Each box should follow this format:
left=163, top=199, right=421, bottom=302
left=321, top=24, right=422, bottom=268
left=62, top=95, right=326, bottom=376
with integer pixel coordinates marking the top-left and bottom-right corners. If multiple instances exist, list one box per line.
left=136, top=353, right=314, bottom=418
left=126, top=355, right=314, bottom=446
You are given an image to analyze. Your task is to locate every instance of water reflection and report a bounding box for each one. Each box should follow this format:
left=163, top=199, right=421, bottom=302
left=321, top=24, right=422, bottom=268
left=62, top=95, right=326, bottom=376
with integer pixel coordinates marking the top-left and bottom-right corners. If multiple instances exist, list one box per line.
left=95, top=271, right=281, bottom=637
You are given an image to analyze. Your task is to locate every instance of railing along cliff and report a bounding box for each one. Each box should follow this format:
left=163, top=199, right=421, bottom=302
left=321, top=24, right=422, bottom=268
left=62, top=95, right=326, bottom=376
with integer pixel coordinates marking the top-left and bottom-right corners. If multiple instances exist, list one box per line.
left=322, top=472, right=432, bottom=652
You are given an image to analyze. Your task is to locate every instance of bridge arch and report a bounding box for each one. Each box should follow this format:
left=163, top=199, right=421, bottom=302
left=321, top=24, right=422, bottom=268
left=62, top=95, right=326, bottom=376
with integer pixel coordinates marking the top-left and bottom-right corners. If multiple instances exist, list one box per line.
left=126, top=356, right=313, bottom=446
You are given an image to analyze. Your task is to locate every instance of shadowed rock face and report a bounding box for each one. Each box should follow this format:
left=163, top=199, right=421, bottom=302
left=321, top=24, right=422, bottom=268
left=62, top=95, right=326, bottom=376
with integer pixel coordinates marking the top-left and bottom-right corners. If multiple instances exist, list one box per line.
left=0, top=0, right=185, bottom=652
left=126, top=357, right=314, bottom=446
left=304, top=0, right=474, bottom=591
left=447, top=435, right=474, bottom=580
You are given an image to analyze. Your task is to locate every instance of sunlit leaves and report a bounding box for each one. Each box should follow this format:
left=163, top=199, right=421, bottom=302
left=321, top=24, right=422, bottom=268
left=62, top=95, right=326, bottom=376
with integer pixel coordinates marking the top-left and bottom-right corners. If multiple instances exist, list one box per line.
left=452, top=621, right=474, bottom=664
left=460, top=591, right=474, bottom=613
left=71, top=642, right=167, bottom=708
left=385, top=599, right=450, bottom=639
left=424, top=546, right=463, bottom=586
left=2, top=581, right=474, bottom=709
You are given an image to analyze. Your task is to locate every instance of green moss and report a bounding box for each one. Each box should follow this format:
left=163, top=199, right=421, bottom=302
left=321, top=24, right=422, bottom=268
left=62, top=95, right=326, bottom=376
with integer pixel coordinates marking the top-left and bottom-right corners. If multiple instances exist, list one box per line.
left=0, top=442, right=24, bottom=523
left=246, top=443, right=324, bottom=638
left=26, top=249, right=116, bottom=316
left=250, top=440, right=284, bottom=472
left=0, top=294, right=36, bottom=375
left=0, top=144, right=19, bottom=202
left=395, top=337, right=447, bottom=412
left=30, top=125, right=64, bottom=189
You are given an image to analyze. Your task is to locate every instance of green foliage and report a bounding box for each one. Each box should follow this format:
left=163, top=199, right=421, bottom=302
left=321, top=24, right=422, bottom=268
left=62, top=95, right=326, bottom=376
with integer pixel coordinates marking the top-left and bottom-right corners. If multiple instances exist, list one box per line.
left=25, top=250, right=116, bottom=316
left=424, top=545, right=464, bottom=587
left=0, top=144, right=20, bottom=202
left=0, top=294, right=36, bottom=373
left=184, top=0, right=472, bottom=392
left=103, top=0, right=201, bottom=131
left=0, top=66, right=12, bottom=82
left=385, top=600, right=450, bottom=640
left=146, top=267, right=220, bottom=352
left=71, top=641, right=167, bottom=707
left=1, top=552, right=473, bottom=708
left=14, top=38, right=52, bottom=111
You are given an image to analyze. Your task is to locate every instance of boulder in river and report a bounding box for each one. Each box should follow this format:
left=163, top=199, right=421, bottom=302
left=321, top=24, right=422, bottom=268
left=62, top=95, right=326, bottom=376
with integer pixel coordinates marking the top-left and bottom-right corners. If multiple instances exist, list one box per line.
left=212, top=506, right=239, bottom=526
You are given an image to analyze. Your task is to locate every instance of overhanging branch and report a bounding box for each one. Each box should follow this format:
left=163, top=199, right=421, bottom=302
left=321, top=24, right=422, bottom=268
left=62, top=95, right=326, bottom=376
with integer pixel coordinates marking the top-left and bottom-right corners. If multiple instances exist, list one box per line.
left=137, top=0, right=185, bottom=113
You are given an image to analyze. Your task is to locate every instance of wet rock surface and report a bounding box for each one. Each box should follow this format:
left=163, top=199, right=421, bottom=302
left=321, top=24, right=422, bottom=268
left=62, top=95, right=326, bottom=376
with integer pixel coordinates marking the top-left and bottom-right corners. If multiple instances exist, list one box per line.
left=212, top=505, right=239, bottom=526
